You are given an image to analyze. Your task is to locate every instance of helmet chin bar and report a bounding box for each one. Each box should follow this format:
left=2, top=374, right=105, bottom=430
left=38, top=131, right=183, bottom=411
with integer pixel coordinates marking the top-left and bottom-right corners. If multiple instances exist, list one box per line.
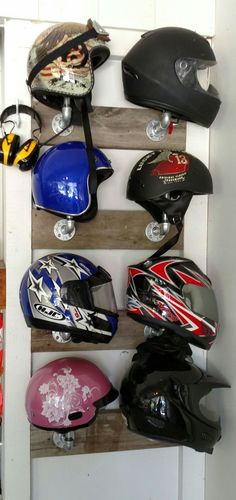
left=52, top=431, right=75, bottom=451
left=145, top=212, right=170, bottom=242
left=146, top=111, right=177, bottom=141
left=51, top=97, right=74, bottom=136
left=52, top=330, right=72, bottom=343
left=54, top=217, right=76, bottom=241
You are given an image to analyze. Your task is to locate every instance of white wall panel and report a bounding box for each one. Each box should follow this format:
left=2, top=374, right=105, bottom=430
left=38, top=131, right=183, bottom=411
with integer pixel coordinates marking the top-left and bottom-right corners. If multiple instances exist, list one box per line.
left=38, top=0, right=98, bottom=23
left=206, top=1, right=236, bottom=499
left=105, top=28, right=144, bottom=58
left=98, top=0, right=156, bottom=30
left=92, top=59, right=138, bottom=107
left=32, top=447, right=179, bottom=500
left=2, top=20, right=32, bottom=500
left=93, top=149, right=146, bottom=211
left=0, top=0, right=38, bottom=21
left=156, top=0, right=215, bottom=36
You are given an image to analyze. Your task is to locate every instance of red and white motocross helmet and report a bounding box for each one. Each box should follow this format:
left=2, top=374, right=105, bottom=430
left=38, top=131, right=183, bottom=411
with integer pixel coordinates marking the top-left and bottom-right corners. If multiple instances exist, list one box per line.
left=127, top=256, right=219, bottom=350
left=25, top=357, right=118, bottom=431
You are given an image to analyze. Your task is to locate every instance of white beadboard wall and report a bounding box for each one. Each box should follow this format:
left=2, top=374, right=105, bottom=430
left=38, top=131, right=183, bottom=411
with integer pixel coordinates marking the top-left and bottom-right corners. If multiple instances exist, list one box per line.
left=206, top=1, right=236, bottom=499
left=0, top=2, right=215, bottom=500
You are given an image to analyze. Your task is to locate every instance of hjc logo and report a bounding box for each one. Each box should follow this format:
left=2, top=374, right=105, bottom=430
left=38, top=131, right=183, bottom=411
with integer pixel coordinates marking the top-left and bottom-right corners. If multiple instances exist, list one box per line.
left=34, top=304, right=65, bottom=320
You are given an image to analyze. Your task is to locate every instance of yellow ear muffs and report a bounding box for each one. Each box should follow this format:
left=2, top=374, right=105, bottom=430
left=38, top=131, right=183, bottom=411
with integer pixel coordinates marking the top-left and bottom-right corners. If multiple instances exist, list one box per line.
left=0, top=104, right=42, bottom=170
left=0, top=133, right=20, bottom=165
left=13, top=138, right=40, bottom=171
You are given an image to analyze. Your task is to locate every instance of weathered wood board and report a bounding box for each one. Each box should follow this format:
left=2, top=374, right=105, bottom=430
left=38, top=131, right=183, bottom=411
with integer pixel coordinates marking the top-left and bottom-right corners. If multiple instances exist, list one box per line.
left=33, top=101, right=186, bottom=151
left=32, top=208, right=184, bottom=250
left=31, top=409, right=172, bottom=458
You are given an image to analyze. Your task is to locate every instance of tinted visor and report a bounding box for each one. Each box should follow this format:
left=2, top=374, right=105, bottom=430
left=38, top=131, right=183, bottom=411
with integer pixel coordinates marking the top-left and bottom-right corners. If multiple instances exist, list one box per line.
left=175, top=58, right=219, bottom=97
left=61, top=266, right=117, bottom=314
left=182, top=284, right=218, bottom=322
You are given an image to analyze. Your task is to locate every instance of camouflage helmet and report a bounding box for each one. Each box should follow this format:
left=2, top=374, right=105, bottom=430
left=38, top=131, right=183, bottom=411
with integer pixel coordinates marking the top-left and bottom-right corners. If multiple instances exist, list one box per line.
left=27, top=20, right=110, bottom=111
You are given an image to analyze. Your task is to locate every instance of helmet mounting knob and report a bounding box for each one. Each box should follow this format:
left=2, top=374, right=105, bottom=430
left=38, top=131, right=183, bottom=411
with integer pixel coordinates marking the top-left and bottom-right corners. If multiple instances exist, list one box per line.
left=52, top=331, right=72, bottom=343
left=145, top=212, right=170, bottom=242
left=53, top=431, right=75, bottom=451
left=52, top=98, right=74, bottom=135
left=54, top=217, right=76, bottom=241
left=146, top=111, right=172, bottom=141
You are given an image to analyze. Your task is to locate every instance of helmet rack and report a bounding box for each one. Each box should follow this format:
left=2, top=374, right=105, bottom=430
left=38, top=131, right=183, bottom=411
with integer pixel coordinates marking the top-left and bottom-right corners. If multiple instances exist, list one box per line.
left=53, top=217, right=76, bottom=241
left=146, top=111, right=173, bottom=142
left=31, top=409, right=170, bottom=458
left=30, top=101, right=186, bottom=456
left=52, top=431, right=75, bottom=451
left=145, top=214, right=170, bottom=242
left=51, top=97, right=74, bottom=137
left=52, top=331, right=72, bottom=343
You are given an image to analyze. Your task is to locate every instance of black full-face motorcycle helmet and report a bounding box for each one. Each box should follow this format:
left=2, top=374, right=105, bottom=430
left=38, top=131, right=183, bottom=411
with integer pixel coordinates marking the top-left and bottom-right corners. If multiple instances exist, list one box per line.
left=122, top=27, right=221, bottom=127
left=120, top=338, right=229, bottom=454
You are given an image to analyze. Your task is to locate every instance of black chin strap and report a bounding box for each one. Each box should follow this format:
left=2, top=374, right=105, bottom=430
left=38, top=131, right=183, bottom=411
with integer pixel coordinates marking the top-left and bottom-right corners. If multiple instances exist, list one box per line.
left=75, top=96, right=97, bottom=195
left=134, top=333, right=193, bottom=361
left=146, top=217, right=183, bottom=261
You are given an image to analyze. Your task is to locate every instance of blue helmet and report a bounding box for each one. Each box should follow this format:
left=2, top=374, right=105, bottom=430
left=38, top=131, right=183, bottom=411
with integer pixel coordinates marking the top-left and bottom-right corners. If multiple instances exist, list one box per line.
left=32, top=141, right=113, bottom=220
left=20, top=253, right=118, bottom=344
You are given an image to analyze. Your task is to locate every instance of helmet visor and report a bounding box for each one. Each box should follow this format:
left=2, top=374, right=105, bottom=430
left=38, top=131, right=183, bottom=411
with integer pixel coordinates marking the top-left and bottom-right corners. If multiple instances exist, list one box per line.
left=182, top=284, right=218, bottom=322
left=175, top=58, right=219, bottom=97
left=91, top=281, right=117, bottom=314
left=61, top=266, right=117, bottom=314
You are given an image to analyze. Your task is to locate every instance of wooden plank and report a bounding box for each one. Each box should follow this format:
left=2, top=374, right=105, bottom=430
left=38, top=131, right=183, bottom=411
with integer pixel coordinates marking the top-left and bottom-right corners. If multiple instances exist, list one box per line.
left=31, top=409, right=172, bottom=458
left=0, top=261, right=6, bottom=310
left=33, top=101, right=186, bottom=151
left=32, top=208, right=184, bottom=250
left=31, top=310, right=145, bottom=352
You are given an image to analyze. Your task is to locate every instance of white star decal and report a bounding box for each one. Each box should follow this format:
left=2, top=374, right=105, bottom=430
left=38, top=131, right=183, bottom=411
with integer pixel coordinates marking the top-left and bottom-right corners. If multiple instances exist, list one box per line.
left=28, top=271, right=49, bottom=302
left=54, top=256, right=90, bottom=279
left=51, top=278, right=64, bottom=308
left=39, top=258, right=57, bottom=275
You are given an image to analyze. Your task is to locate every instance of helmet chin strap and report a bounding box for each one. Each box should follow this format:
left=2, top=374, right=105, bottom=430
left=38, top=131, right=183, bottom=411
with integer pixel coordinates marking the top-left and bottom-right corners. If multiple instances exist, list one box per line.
left=144, top=216, right=183, bottom=263
left=74, top=95, right=98, bottom=195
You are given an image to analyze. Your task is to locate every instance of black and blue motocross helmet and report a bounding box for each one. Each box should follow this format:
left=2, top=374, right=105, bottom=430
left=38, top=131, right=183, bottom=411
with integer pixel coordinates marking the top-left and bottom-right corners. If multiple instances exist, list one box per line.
left=19, top=252, right=118, bottom=344
left=32, top=141, right=113, bottom=221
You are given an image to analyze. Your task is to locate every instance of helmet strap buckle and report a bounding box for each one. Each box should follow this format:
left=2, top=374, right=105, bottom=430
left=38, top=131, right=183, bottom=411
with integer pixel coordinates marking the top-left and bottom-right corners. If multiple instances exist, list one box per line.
left=91, top=20, right=109, bottom=37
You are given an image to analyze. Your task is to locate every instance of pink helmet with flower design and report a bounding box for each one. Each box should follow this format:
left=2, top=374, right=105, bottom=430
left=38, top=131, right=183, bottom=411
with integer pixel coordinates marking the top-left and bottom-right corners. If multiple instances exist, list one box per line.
left=25, top=357, right=118, bottom=431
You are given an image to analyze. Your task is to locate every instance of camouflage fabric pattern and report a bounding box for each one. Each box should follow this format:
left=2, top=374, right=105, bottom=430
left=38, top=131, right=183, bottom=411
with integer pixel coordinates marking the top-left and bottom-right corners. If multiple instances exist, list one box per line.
left=27, top=22, right=107, bottom=97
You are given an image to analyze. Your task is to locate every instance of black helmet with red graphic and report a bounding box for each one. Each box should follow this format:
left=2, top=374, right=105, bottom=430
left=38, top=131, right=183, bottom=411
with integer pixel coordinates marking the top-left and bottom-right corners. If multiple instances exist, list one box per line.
left=127, top=256, right=219, bottom=350
left=127, top=150, right=213, bottom=225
